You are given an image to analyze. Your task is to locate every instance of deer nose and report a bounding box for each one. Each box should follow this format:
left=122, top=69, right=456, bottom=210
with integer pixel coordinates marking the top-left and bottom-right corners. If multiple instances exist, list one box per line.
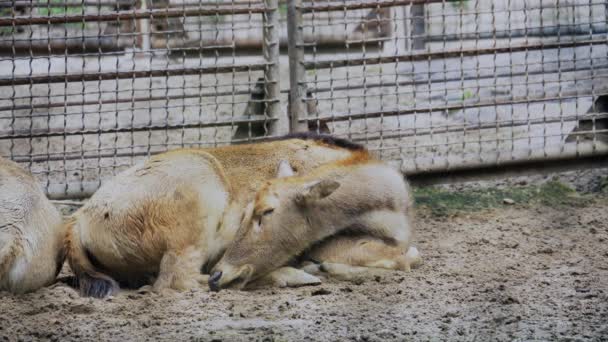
left=208, top=271, right=223, bottom=292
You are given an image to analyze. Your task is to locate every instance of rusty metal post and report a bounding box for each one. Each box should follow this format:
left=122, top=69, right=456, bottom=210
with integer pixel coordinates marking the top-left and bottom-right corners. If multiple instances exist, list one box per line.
left=262, top=0, right=286, bottom=135
left=287, top=0, right=307, bottom=132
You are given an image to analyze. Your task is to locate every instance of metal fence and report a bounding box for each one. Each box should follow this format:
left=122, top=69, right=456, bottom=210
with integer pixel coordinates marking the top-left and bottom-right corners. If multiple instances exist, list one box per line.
left=0, top=0, right=283, bottom=198
left=1, top=0, right=607, bottom=199
left=287, top=0, right=608, bottom=174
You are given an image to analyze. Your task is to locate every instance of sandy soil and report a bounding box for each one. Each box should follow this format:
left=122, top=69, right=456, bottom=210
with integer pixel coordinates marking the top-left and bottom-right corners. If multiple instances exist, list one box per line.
left=1, top=195, right=607, bottom=341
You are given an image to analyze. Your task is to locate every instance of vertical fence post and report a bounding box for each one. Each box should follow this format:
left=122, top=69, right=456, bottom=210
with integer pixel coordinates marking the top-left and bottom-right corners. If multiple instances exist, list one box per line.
left=287, top=0, right=307, bottom=132
left=411, top=4, right=425, bottom=50
left=137, top=0, right=151, bottom=52
left=262, top=0, right=285, bottom=135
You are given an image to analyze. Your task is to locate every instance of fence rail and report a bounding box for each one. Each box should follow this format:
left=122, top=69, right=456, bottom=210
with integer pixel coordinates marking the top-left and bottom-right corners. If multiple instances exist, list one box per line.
left=0, top=0, right=607, bottom=198
left=0, top=6, right=270, bottom=26
left=288, top=0, right=608, bottom=175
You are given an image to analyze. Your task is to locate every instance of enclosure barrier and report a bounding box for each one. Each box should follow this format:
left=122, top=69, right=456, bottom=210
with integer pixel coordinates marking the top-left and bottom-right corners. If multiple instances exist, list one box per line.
left=0, top=0, right=607, bottom=199
left=287, top=0, right=608, bottom=175
left=0, top=0, right=282, bottom=198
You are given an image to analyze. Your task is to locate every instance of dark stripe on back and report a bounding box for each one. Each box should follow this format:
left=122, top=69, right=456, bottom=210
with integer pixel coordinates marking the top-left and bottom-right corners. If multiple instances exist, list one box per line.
left=270, top=132, right=366, bottom=151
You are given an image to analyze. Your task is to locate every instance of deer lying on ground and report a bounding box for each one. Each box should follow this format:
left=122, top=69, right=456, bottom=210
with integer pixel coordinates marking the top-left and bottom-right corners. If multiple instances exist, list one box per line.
left=208, top=150, right=421, bottom=291
left=65, top=133, right=372, bottom=297
left=0, top=157, right=65, bottom=294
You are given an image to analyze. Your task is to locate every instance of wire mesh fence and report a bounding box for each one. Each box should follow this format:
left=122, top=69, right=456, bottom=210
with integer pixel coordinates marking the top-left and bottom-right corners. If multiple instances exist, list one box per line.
left=0, top=0, right=282, bottom=198
left=287, top=0, right=608, bottom=174
left=1, top=0, right=607, bottom=199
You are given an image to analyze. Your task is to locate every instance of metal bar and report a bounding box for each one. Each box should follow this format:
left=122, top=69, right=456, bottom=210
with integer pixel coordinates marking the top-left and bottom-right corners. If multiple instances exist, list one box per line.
left=0, top=37, right=121, bottom=53
left=346, top=113, right=608, bottom=142
left=0, top=62, right=269, bottom=86
left=295, top=3, right=608, bottom=23
left=373, top=129, right=608, bottom=152
left=262, top=0, right=284, bottom=135
left=311, top=73, right=607, bottom=103
left=0, top=0, right=134, bottom=7
left=425, top=27, right=608, bottom=41
left=0, top=24, right=262, bottom=44
left=300, top=0, right=460, bottom=13
left=400, top=145, right=608, bottom=176
left=287, top=0, right=307, bottom=132
left=297, top=18, right=607, bottom=31
left=1, top=0, right=500, bottom=9
left=0, top=98, right=271, bottom=120
left=172, top=0, right=263, bottom=5
left=301, top=38, right=608, bottom=70
left=0, top=116, right=277, bottom=140
left=7, top=78, right=263, bottom=101
left=0, top=0, right=266, bottom=7
left=300, top=85, right=608, bottom=122
left=8, top=134, right=281, bottom=164
left=137, top=0, right=151, bottom=51
left=410, top=3, right=425, bottom=50
left=0, top=5, right=268, bottom=26
left=301, top=56, right=608, bottom=91
left=306, top=65, right=608, bottom=95
left=0, top=88, right=258, bottom=113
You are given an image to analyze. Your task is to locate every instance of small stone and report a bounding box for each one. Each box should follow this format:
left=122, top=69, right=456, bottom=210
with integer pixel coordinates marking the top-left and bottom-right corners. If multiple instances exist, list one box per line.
left=311, top=288, right=331, bottom=296
left=500, top=296, right=520, bottom=305
left=503, top=198, right=515, bottom=205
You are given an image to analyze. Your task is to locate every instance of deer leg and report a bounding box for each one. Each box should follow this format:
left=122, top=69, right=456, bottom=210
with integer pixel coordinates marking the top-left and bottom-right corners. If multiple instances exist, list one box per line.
left=152, top=245, right=206, bottom=293
left=247, top=266, right=322, bottom=289
left=303, top=235, right=421, bottom=281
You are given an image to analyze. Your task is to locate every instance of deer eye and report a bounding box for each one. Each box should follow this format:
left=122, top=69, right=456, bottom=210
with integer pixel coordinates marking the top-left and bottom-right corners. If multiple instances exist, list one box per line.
left=262, top=208, right=274, bottom=216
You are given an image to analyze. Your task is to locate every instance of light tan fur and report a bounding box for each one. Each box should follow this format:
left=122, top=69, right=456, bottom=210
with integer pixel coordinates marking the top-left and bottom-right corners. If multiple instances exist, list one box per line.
left=210, top=155, right=420, bottom=290
left=65, top=137, right=363, bottom=296
left=0, top=157, right=65, bottom=294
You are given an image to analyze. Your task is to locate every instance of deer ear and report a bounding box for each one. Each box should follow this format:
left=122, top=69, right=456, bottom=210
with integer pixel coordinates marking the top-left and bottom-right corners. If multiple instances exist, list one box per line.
left=276, top=160, right=295, bottom=178
left=295, top=180, right=340, bottom=205
left=241, top=201, right=255, bottom=226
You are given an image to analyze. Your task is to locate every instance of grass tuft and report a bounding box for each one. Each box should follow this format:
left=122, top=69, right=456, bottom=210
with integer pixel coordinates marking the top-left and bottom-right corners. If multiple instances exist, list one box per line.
left=413, top=180, right=591, bottom=216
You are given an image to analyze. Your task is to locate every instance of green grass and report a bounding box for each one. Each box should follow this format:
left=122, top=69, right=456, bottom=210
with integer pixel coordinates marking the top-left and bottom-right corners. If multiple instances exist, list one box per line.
left=600, top=176, right=608, bottom=194
left=450, top=0, right=469, bottom=9
left=462, top=89, right=474, bottom=101
left=38, top=0, right=84, bottom=16
left=0, top=8, right=13, bottom=35
left=413, top=180, right=592, bottom=216
left=279, top=3, right=288, bottom=16
left=36, top=0, right=86, bottom=29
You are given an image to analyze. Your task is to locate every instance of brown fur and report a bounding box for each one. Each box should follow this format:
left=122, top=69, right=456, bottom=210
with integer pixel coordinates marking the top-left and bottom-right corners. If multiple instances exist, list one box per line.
left=0, top=157, right=65, bottom=293
left=65, top=135, right=364, bottom=296
left=0, top=235, right=21, bottom=281
left=268, top=132, right=366, bottom=151
left=211, top=156, right=418, bottom=290
left=306, top=236, right=409, bottom=269
left=64, top=218, right=118, bottom=297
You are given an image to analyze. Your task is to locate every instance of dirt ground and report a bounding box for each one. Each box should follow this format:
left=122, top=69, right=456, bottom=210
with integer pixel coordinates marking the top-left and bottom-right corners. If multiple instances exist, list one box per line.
left=1, top=185, right=607, bottom=342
